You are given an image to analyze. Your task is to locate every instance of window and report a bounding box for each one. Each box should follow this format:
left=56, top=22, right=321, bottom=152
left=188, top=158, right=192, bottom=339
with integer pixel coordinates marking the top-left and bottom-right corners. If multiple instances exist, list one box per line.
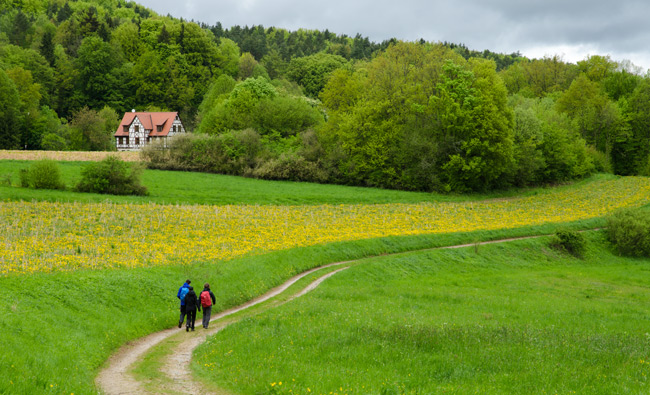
left=123, top=126, right=128, bottom=133
left=146, top=137, right=151, bottom=143
left=135, top=125, right=139, bottom=133
left=135, top=137, right=140, bottom=145
left=126, top=137, right=129, bottom=145
left=119, top=137, right=123, bottom=145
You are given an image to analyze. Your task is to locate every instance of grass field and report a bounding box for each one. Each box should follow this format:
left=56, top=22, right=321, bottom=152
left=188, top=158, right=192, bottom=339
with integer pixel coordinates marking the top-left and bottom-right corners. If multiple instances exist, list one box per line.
left=0, top=159, right=631, bottom=206
left=2, top=164, right=649, bottom=275
left=193, top=232, right=650, bottom=394
left=0, top=156, right=648, bottom=394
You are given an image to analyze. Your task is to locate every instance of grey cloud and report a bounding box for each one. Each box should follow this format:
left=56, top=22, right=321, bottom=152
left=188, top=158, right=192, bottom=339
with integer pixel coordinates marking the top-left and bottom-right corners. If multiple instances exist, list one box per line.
left=136, top=0, right=650, bottom=69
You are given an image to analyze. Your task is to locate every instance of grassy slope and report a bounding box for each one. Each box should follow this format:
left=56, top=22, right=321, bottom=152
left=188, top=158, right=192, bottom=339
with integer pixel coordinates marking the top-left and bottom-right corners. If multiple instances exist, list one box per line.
left=0, top=159, right=645, bottom=393
left=193, top=232, right=650, bottom=394
left=0, top=159, right=619, bottom=205
left=0, top=228, right=602, bottom=394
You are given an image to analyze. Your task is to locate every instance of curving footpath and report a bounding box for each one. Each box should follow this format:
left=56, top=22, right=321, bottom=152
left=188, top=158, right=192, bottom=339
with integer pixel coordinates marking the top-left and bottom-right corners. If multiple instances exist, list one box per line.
left=96, top=234, right=555, bottom=395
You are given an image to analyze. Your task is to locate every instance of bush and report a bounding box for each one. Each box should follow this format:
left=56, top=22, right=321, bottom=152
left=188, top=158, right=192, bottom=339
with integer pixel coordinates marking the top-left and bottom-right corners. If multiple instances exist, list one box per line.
left=550, top=229, right=587, bottom=258
left=19, top=160, right=65, bottom=190
left=587, top=146, right=613, bottom=174
left=251, top=152, right=329, bottom=182
left=75, top=156, right=147, bottom=195
left=607, top=208, right=650, bottom=257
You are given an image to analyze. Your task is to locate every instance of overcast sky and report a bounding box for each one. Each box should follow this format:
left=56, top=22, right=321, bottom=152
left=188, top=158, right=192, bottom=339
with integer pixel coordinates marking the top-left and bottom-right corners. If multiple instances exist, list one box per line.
left=135, top=0, right=650, bottom=72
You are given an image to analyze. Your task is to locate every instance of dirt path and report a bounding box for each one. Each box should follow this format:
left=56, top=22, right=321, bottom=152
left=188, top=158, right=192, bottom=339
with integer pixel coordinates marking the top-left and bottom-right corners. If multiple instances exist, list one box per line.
left=96, top=261, right=352, bottom=395
left=96, top=233, right=562, bottom=395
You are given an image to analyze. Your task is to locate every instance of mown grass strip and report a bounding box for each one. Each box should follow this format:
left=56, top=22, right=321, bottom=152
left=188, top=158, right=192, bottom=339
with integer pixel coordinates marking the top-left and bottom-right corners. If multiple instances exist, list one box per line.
left=0, top=159, right=623, bottom=206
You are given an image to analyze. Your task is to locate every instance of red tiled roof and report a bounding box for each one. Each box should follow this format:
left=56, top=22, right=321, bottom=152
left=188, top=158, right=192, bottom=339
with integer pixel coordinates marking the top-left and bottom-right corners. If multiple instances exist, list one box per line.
left=114, top=112, right=180, bottom=137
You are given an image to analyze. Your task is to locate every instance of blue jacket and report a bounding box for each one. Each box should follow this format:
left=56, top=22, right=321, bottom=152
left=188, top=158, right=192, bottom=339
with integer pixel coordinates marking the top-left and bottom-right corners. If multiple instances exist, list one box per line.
left=177, top=283, right=190, bottom=306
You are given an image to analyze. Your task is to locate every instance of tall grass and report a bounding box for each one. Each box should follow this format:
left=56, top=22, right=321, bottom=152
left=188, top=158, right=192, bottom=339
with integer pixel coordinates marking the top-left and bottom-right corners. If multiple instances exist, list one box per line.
left=193, top=232, right=650, bottom=394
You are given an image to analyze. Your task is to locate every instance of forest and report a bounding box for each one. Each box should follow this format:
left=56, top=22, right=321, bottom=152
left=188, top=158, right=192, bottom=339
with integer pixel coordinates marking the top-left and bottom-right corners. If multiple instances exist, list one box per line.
left=1, top=0, right=649, bottom=192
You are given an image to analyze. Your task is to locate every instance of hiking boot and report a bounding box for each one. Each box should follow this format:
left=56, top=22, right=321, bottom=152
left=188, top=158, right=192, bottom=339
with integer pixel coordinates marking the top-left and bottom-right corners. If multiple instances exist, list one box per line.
left=178, top=322, right=182, bottom=328
left=186, top=327, right=189, bottom=332
left=191, top=328, right=195, bottom=331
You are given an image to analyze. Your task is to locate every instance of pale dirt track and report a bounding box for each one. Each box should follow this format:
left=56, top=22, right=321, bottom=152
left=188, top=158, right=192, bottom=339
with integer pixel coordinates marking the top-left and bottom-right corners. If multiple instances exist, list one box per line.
left=0, top=150, right=142, bottom=162
left=96, top=234, right=554, bottom=395
left=96, top=261, right=352, bottom=395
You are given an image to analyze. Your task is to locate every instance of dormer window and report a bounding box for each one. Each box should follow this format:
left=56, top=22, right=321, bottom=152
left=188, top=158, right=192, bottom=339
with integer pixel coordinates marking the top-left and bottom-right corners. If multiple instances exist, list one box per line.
left=157, top=125, right=163, bottom=132
left=123, top=126, right=129, bottom=133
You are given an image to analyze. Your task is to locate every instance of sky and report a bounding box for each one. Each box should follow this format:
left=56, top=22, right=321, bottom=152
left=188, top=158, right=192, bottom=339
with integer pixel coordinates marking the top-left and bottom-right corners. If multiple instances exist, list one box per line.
left=135, top=0, right=650, bottom=72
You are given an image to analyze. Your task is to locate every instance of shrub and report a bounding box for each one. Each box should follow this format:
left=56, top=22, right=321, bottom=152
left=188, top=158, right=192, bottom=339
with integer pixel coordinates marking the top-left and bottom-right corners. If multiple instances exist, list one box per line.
left=251, top=152, right=329, bottom=182
left=587, top=146, right=613, bottom=174
left=19, top=160, right=65, bottom=190
left=607, top=208, right=650, bottom=257
left=2, top=173, right=12, bottom=186
left=550, top=228, right=587, bottom=258
left=75, top=156, right=147, bottom=195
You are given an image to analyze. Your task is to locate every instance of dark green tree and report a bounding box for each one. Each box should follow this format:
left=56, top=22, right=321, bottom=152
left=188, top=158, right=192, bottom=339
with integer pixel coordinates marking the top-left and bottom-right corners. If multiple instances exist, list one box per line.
left=39, top=30, right=56, bottom=66
left=0, top=69, right=23, bottom=149
left=76, top=35, right=122, bottom=109
left=286, top=52, right=348, bottom=98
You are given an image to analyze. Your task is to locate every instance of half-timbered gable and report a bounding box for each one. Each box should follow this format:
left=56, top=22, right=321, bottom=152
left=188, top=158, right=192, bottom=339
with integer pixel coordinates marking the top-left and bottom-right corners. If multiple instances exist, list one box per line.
left=115, top=111, right=187, bottom=151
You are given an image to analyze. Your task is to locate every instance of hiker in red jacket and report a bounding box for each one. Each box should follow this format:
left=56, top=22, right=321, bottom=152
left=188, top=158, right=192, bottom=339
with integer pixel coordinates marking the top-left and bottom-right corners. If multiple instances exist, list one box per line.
left=200, top=283, right=217, bottom=329
left=183, top=286, right=200, bottom=332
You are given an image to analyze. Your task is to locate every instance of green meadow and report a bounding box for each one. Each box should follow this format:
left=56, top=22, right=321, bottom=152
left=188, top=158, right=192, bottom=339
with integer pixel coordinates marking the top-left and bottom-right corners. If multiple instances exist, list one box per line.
left=193, top=233, right=650, bottom=394
left=0, top=158, right=648, bottom=394
left=0, top=159, right=619, bottom=206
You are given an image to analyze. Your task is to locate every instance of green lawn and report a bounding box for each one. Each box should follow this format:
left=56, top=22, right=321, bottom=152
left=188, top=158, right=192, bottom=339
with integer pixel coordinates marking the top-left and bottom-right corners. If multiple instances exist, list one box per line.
left=0, top=159, right=619, bottom=205
left=193, top=232, right=650, bottom=394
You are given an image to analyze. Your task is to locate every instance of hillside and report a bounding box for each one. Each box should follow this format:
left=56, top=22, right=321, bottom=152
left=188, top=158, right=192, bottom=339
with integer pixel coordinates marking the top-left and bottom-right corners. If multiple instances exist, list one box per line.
left=2, top=0, right=650, bottom=194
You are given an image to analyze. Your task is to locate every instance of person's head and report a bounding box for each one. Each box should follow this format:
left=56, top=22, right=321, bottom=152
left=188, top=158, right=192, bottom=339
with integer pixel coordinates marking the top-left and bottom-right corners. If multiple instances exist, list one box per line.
left=204, top=283, right=210, bottom=289
left=185, top=279, right=191, bottom=284
left=188, top=286, right=193, bottom=291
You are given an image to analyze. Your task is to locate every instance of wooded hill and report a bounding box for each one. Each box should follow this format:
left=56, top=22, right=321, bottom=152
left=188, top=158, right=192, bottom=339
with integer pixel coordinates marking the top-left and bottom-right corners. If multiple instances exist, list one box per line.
left=1, top=0, right=649, bottom=192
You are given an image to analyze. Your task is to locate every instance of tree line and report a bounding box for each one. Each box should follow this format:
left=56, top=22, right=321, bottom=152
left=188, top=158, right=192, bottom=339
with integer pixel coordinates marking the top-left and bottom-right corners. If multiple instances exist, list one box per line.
left=2, top=0, right=649, bottom=192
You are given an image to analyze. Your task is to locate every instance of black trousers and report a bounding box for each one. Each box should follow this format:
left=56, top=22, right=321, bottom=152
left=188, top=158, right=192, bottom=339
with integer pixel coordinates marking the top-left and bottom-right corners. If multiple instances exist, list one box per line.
left=186, top=308, right=197, bottom=329
left=179, top=305, right=187, bottom=324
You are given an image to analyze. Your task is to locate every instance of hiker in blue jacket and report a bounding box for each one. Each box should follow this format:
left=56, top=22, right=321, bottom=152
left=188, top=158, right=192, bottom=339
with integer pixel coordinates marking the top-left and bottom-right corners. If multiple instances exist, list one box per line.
left=177, top=279, right=191, bottom=328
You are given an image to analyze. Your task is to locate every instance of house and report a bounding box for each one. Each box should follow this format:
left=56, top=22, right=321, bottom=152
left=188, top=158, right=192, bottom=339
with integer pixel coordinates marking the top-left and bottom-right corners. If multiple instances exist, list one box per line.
left=114, top=111, right=187, bottom=151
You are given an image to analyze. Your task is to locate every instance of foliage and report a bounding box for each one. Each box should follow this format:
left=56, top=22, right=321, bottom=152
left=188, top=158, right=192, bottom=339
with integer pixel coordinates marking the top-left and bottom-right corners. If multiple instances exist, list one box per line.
left=18, top=159, right=65, bottom=190
left=251, top=151, right=329, bottom=182
left=550, top=228, right=587, bottom=258
left=286, top=52, right=348, bottom=98
left=2, top=0, right=650, bottom=191
left=197, top=77, right=323, bottom=137
left=69, top=106, right=118, bottom=151
left=320, top=43, right=516, bottom=192
left=510, top=95, right=595, bottom=185
left=0, top=68, right=23, bottom=149
left=75, top=156, right=147, bottom=195
left=606, top=208, right=650, bottom=257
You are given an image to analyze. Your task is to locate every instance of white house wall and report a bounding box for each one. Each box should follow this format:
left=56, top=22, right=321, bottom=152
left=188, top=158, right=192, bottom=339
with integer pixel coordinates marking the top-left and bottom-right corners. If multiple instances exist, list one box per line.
left=116, top=115, right=188, bottom=151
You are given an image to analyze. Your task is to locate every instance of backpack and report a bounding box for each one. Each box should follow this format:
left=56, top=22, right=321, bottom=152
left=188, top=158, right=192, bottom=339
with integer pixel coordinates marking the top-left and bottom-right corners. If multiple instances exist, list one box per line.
left=179, top=286, right=190, bottom=304
left=200, top=291, right=212, bottom=307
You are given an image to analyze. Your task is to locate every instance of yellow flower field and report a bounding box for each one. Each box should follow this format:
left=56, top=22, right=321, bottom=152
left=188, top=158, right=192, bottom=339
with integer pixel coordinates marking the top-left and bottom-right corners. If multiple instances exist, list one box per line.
left=2, top=177, right=649, bottom=275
